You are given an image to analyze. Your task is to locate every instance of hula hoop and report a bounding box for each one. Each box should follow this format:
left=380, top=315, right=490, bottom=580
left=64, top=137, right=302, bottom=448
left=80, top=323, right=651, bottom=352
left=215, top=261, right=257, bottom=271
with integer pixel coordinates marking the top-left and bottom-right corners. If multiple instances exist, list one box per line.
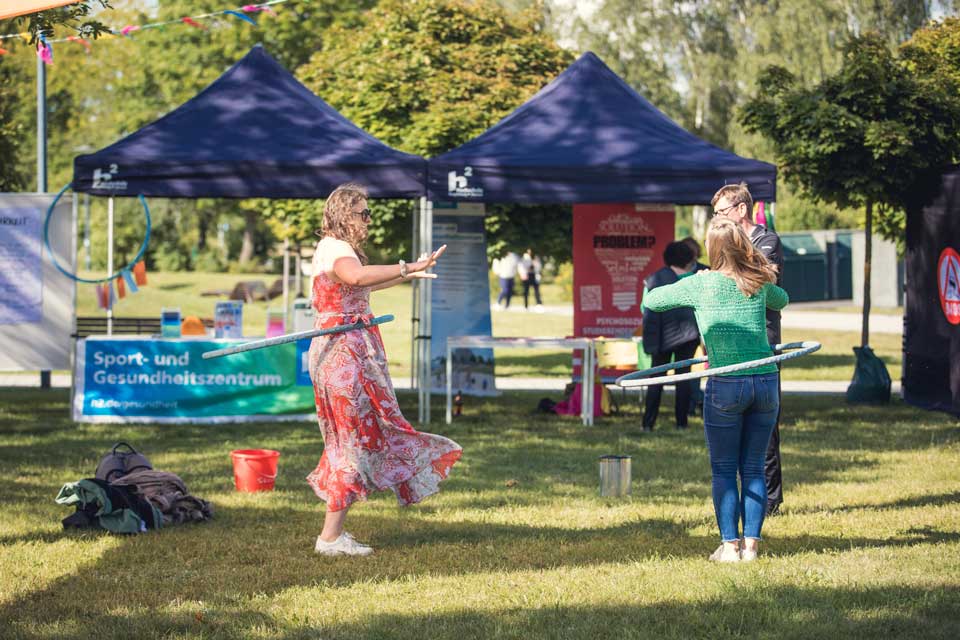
left=201, top=314, right=395, bottom=359
left=43, top=182, right=152, bottom=284
left=615, top=341, right=821, bottom=389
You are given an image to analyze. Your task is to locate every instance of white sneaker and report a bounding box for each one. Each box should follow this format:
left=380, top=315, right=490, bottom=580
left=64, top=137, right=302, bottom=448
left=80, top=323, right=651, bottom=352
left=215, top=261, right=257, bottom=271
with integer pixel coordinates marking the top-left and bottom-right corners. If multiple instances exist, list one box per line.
left=708, top=544, right=740, bottom=563
left=534, top=304, right=545, bottom=313
left=315, top=532, right=373, bottom=557
left=740, top=548, right=758, bottom=562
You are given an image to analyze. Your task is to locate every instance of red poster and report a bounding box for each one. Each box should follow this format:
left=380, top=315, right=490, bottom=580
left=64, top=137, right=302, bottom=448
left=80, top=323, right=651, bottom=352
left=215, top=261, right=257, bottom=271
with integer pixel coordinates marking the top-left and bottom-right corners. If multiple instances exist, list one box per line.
left=573, top=203, right=676, bottom=339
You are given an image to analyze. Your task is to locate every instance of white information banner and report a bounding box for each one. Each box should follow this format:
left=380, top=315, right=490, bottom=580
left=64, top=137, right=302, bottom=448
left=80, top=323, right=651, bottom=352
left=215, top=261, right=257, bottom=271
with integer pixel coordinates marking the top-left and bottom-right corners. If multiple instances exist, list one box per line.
left=0, top=193, right=76, bottom=371
left=0, top=206, right=43, bottom=324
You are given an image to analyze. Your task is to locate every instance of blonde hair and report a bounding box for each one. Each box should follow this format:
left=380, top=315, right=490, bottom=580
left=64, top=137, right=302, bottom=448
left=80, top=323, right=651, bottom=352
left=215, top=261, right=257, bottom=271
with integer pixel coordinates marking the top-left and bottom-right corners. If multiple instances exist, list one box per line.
left=711, top=182, right=754, bottom=222
left=706, top=217, right=778, bottom=296
left=319, top=182, right=369, bottom=265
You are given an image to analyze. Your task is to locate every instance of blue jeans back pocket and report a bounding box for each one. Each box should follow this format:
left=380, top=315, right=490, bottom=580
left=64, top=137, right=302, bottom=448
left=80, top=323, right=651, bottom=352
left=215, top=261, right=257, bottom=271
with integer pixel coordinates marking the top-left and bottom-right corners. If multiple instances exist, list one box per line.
left=707, top=377, right=745, bottom=413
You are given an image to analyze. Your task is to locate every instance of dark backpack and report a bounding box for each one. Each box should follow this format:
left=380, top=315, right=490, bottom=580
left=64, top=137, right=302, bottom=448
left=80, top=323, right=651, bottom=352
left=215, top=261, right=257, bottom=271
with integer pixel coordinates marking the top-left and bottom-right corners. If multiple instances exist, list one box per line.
left=95, top=442, right=153, bottom=483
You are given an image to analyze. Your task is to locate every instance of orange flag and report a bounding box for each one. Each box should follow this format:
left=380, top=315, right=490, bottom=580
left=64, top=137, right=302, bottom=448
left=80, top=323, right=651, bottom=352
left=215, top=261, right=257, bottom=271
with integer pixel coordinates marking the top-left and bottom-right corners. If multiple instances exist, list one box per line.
left=133, top=260, right=148, bottom=286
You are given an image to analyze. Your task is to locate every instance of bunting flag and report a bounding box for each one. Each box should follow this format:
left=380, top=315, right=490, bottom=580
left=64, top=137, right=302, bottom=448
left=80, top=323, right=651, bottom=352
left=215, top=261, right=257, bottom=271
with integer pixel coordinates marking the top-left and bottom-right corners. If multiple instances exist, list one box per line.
left=36, top=34, right=52, bottom=65
left=66, top=35, right=91, bottom=53
left=122, top=269, right=139, bottom=294
left=116, top=275, right=126, bottom=299
left=107, top=280, right=115, bottom=309
left=181, top=17, right=209, bottom=30
left=1, top=1, right=286, bottom=46
left=224, top=10, right=257, bottom=26
left=133, top=260, right=148, bottom=286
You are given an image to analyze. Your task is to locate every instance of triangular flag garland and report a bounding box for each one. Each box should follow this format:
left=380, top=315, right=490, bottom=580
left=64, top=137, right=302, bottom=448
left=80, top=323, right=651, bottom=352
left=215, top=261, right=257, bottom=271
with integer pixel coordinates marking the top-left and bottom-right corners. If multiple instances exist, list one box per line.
left=1, top=0, right=288, bottom=58
left=90, top=264, right=148, bottom=313
left=133, top=260, right=148, bottom=286
left=122, top=268, right=139, bottom=294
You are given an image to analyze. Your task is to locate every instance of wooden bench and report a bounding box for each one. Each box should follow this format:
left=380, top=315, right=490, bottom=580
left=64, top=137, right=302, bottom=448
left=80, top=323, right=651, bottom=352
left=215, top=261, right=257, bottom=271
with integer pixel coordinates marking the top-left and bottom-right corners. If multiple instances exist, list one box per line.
left=73, top=316, right=213, bottom=338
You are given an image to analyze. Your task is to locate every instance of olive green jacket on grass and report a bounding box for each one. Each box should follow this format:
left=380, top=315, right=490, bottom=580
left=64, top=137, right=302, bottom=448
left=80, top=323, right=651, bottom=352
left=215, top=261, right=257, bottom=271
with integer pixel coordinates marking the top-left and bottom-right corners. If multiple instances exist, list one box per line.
left=641, top=271, right=789, bottom=376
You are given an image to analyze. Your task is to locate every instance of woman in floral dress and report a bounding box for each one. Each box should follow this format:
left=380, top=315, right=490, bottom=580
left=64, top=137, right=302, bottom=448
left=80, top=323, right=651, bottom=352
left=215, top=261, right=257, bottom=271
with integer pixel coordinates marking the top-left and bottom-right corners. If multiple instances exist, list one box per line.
left=307, top=183, right=461, bottom=557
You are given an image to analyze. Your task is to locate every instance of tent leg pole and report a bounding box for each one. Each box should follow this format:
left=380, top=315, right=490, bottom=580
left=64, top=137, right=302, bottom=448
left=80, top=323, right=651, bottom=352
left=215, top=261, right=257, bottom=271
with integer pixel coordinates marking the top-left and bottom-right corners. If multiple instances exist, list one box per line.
left=411, top=200, right=419, bottom=391
left=282, top=238, right=290, bottom=330
left=107, top=196, right=114, bottom=336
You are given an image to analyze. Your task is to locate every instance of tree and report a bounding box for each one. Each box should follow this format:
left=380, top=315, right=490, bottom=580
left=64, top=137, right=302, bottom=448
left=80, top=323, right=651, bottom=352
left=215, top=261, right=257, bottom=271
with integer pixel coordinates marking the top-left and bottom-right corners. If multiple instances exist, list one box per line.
left=741, top=33, right=960, bottom=348
left=6, top=1, right=113, bottom=43
left=1, top=0, right=373, bottom=270
left=293, top=0, right=574, bottom=262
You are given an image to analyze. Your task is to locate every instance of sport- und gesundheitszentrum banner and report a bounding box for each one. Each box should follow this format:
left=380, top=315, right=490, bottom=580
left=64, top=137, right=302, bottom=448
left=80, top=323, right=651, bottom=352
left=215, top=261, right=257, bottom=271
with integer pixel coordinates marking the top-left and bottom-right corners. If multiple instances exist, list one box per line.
left=74, top=336, right=315, bottom=423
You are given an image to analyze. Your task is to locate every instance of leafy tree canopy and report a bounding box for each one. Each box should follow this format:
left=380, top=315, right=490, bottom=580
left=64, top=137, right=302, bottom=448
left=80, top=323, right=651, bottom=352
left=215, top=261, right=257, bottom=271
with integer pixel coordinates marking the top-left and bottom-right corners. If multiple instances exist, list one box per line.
left=289, top=0, right=574, bottom=262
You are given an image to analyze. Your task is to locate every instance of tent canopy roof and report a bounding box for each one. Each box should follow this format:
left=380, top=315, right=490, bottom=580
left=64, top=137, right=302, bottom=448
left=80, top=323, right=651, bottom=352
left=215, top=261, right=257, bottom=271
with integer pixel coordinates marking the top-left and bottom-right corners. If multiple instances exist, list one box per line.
left=427, top=52, right=776, bottom=204
left=73, top=46, right=425, bottom=199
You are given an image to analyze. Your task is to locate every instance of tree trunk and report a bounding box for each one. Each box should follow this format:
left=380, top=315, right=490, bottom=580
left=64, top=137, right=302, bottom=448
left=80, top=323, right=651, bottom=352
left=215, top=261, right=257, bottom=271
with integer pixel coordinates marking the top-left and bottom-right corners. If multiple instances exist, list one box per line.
left=861, top=200, right=872, bottom=348
left=238, top=210, right=256, bottom=264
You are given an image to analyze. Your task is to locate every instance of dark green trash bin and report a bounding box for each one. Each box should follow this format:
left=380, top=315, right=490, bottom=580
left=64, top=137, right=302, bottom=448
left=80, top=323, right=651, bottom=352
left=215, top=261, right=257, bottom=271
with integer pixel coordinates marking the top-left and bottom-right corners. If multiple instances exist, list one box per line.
left=781, top=233, right=828, bottom=302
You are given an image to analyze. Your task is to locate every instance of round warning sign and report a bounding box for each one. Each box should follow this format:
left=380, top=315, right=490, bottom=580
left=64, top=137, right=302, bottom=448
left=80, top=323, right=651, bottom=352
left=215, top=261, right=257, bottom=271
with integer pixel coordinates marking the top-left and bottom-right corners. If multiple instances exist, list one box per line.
left=938, top=247, right=960, bottom=325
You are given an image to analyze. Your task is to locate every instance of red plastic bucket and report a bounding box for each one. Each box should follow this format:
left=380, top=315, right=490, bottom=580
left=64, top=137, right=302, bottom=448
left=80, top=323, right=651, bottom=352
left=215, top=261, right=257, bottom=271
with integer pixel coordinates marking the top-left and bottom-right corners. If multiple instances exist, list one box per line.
left=230, top=449, right=280, bottom=492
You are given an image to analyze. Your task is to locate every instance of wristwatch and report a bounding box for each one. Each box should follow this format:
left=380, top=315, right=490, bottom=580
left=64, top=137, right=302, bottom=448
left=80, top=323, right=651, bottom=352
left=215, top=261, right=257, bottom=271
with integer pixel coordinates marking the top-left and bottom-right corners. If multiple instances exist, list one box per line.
left=399, top=259, right=408, bottom=278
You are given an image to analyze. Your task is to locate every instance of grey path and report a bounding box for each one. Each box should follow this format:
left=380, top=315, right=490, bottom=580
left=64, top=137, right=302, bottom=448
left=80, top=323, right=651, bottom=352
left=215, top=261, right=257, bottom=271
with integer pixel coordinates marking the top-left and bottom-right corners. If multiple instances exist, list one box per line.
left=0, top=372, right=900, bottom=396
left=499, top=301, right=903, bottom=334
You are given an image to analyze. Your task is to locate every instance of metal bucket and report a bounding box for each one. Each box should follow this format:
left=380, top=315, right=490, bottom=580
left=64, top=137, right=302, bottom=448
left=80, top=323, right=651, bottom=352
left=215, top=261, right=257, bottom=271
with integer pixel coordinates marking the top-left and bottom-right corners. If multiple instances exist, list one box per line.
left=598, top=455, right=632, bottom=497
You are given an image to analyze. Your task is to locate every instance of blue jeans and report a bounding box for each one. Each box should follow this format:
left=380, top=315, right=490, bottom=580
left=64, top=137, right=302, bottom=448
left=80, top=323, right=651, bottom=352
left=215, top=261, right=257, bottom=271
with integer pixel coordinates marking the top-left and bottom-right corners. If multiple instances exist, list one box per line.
left=703, top=372, right=780, bottom=542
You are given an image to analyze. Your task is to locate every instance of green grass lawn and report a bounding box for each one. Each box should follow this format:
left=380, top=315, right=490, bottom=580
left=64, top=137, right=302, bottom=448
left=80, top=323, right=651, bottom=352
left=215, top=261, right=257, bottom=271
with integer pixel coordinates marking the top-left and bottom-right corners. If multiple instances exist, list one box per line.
left=73, top=271, right=902, bottom=382
left=0, top=390, right=958, bottom=639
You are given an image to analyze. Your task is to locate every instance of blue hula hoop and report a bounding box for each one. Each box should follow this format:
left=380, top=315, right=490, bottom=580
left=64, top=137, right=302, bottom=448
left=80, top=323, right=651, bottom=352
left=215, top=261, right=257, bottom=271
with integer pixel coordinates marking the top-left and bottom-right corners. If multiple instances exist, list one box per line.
left=615, top=341, right=822, bottom=388
left=43, top=182, right=152, bottom=284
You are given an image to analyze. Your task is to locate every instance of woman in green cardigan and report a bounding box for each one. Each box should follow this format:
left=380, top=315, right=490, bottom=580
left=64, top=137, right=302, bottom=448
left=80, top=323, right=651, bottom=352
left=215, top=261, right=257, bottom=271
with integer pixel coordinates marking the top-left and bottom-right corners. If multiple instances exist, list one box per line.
left=642, top=217, right=789, bottom=562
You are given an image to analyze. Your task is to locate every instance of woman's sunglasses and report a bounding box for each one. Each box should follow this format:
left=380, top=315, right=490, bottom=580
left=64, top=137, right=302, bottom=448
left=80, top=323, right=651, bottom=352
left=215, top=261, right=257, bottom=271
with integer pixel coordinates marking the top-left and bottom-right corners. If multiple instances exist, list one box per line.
left=355, top=208, right=371, bottom=222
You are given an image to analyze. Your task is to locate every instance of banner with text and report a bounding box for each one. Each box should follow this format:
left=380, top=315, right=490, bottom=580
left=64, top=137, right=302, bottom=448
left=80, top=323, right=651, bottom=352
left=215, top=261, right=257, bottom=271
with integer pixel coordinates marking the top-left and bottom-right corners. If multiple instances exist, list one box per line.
left=573, top=203, right=675, bottom=339
left=430, top=202, right=496, bottom=395
left=74, top=337, right=315, bottom=423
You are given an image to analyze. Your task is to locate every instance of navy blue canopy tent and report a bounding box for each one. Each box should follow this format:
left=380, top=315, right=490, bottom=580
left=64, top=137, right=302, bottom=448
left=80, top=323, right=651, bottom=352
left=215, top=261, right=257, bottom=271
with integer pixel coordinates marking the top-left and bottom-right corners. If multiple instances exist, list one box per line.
left=73, top=46, right=425, bottom=199
left=427, top=52, right=776, bottom=204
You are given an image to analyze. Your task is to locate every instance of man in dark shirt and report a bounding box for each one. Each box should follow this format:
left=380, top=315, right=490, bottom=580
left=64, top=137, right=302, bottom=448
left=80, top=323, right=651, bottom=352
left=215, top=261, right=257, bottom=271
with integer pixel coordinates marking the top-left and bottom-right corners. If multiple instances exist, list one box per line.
left=640, top=241, right=701, bottom=431
left=711, top=183, right=786, bottom=516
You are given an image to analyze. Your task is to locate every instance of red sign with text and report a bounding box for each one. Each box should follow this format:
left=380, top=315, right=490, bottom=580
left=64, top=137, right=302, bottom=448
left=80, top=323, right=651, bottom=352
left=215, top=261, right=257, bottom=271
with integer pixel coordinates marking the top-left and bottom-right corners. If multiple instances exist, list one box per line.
left=573, top=203, right=676, bottom=339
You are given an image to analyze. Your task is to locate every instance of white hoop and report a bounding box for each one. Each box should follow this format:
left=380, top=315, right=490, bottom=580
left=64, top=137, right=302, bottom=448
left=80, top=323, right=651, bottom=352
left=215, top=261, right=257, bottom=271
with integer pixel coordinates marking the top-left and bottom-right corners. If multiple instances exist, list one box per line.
left=615, top=341, right=822, bottom=388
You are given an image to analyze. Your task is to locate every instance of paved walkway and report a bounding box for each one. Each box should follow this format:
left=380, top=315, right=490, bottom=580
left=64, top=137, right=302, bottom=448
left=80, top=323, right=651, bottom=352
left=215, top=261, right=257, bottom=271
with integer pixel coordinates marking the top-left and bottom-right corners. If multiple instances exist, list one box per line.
left=0, top=372, right=899, bottom=396
left=500, top=302, right=903, bottom=334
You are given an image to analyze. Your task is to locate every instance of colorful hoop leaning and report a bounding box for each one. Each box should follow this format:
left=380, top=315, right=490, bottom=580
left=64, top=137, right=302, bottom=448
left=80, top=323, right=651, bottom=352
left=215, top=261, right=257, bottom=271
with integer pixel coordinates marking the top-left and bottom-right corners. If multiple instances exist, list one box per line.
left=43, top=182, right=152, bottom=284
left=615, top=341, right=822, bottom=388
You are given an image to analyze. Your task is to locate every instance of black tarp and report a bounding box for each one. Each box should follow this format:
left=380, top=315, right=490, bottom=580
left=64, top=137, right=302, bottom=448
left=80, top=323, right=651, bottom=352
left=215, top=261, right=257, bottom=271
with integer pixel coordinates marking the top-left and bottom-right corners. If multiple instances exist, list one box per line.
left=904, top=165, right=960, bottom=416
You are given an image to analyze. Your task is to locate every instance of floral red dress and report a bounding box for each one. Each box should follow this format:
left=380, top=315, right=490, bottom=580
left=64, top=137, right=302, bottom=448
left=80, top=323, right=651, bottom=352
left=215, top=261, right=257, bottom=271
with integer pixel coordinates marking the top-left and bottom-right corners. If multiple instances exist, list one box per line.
left=306, top=253, right=462, bottom=512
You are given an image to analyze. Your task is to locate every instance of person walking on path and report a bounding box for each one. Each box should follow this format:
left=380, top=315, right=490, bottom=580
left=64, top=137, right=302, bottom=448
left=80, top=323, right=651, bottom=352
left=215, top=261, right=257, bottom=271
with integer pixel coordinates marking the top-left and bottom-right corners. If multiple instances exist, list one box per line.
left=712, top=183, right=786, bottom=517
left=643, top=217, right=789, bottom=562
left=519, top=248, right=544, bottom=312
left=641, top=241, right=701, bottom=431
left=307, top=183, right=462, bottom=557
left=493, top=251, right=520, bottom=309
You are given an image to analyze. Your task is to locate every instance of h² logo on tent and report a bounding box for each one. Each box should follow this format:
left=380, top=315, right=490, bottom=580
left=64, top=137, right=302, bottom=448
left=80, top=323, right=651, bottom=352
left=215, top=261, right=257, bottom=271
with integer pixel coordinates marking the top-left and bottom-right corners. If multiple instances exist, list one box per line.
left=447, top=166, right=484, bottom=198
left=92, top=164, right=128, bottom=191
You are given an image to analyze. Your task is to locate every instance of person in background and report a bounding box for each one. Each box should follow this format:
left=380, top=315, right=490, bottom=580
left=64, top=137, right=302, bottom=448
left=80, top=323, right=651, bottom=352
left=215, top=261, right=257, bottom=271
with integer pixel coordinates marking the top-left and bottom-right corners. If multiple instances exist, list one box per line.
left=640, top=241, right=701, bottom=431
left=493, top=251, right=520, bottom=310
left=681, top=236, right=709, bottom=273
left=681, top=236, right=709, bottom=417
left=643, top=217, right=789, bottom=562
left=519, top=248, right=544, bottom=312
left=712, top=182, right=786, bottom=517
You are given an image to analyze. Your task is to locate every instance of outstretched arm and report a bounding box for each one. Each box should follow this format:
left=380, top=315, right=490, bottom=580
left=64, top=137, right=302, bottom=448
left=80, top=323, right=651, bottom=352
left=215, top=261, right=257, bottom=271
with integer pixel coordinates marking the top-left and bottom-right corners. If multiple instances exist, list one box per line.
left=334, top=245, right=447, bottom=288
